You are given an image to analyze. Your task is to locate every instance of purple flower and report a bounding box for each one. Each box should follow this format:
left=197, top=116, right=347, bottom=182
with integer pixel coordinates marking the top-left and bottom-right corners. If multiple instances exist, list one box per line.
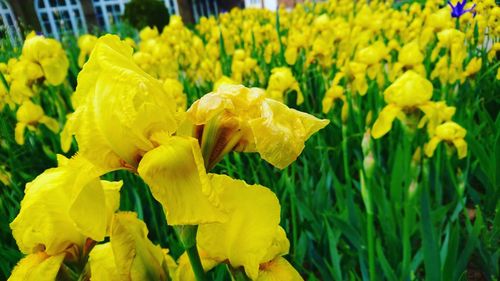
left=448, top=0, right=476, bottom=18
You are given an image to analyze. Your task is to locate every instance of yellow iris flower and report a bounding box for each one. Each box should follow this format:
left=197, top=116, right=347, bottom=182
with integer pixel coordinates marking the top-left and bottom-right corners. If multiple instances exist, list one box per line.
left=163, top=78, right=187, bottom=112
left=9, top=156, right=121, bottom=279
left=425, top=121, right=467, bottom=159
left=322, top=72, right=347, bottom=115
left=68, top=35, right=226, bottom=227
left=266, top=67, right=304, bottom=105
left=186, top=84, right=329, bottom=169
left=77, top=34, right=98, bottom=68
left=14, top=100, right=59, bottom=145
left=67, top=34, right=179, bottom=171
left=372, top=71, right=433, bottom=138
left=461, top=57, right=482, bottom=82
left=418, top=101, right=456, bottom=135
left=10, top=155, right=121, bottom=255
left=390, top=41, right=426, bottom=81
left=21, top=33, right=69, bottom=85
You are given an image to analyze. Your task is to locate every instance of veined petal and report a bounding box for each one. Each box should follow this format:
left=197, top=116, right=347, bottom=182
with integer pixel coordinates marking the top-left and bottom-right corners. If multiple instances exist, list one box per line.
left=256, top=257, right=303, bottom=281
left=249, top=99, right=329, bottom=169
left=371, top=104, right=401, bottom=139
left=8, top=252, right=65, bottom=281
left=197, top=174, right=282, bottom=280
left=137, top=136, right=226, bottom=225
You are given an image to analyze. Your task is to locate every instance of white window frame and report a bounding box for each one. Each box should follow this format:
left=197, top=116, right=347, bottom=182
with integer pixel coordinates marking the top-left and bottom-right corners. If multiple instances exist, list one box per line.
left=164, top=0, right=178, bottom=15
left=92, top=0, right=129, bottom=32
left=192, top=0, right=218, bottom=23
left=0, top=0, right=22, bottom=46
left=35, top=0, right=88, bottom=40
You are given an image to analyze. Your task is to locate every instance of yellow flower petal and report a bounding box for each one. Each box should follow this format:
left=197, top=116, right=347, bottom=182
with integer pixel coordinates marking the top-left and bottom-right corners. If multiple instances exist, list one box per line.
left=175, top=250, right=219, bottom=281
left=453, top=139, right=467, bottom=159
left=384, top=71, right=433, bottom=107
left=197, top=174, right=282, bottom=280
left=187, top=85, right=328, bottom=169
left=22, top=35, right=69, bottom=85
left=109, top=212, right=170, bottom=281
left=8, top=252, right=65, bottom=281
left=371, top=104, right=401, bottom=139
left=10, top=156, right=117, bottom=255
left=256, top=257, right=303, bottom=281
left=249, top=99, right=329, bottom=169
left=39, top=116, right=60, bottom=133
left=71, top=35, right=178, bottom=171
left=425, top=137, right=442, bottom=158
left=88, top=244, right=120, bottom=281
left=137, top=136, right=226, bottom=225
left=14, top=122, right=27, bottom=145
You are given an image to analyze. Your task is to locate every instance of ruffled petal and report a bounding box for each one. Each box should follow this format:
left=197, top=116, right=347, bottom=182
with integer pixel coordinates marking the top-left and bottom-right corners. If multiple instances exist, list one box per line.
left=249, top=99, right=329, bottom=169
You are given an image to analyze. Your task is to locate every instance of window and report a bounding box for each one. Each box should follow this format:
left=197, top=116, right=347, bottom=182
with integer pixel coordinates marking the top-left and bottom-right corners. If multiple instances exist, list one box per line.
left=0, top=0, right=21, bottom=46
left=244, top=0, right=263, bottom=8
left=35, top=0, right=87, bottom=39
left=192, top=0, right=218, bottom=23
left=92, top=0, right=129, bottom=31
left=164, top=0, right=178, bottom=16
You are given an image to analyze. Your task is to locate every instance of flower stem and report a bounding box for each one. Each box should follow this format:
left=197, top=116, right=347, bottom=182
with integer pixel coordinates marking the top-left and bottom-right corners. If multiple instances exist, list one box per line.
left=175, top=225, right=207, bottom=281
left=186, top=244, right=208, bottom=281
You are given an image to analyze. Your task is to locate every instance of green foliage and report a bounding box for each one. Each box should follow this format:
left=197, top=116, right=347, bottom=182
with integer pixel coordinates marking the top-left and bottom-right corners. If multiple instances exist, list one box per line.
left=122, top=0, right=170, bottom=31
left=0, top=9, right=499, bottom=281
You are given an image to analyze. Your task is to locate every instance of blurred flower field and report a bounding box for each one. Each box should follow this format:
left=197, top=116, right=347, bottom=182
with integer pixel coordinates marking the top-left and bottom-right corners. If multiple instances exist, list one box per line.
left=0, top=0, right=499, bottom=280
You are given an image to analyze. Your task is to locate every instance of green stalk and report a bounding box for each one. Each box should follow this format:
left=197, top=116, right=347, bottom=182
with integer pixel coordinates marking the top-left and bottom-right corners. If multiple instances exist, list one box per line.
left=360, top=171, right=375, bottom=281
left=175, top=225, right=207, bottom=281
left=341, top=125, right=352, bottom=187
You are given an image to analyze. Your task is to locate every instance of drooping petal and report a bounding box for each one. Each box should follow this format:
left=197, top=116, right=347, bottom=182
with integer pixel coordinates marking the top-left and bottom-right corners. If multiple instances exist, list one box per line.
left=14, top=122, right=27, bottom=145
left=424, top=137, right=442, bottom=158
left=39, top=116, right=60, bottom=133
left=452, top=138, right=467, bottom=159
left=8, top=252, right=65, bottom=281
left=371, top=104, right=402, bottom=139
left=197, top=174, right=282, bottom=280
left=137, top=136, right=227, bottom=225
